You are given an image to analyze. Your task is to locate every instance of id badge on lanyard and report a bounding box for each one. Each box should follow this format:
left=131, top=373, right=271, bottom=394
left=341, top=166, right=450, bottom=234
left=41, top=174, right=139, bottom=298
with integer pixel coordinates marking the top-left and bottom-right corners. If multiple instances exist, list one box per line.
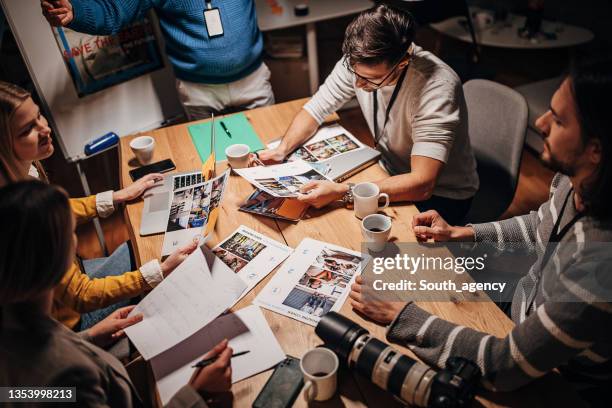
left=204, top=0, right=224, bottom=38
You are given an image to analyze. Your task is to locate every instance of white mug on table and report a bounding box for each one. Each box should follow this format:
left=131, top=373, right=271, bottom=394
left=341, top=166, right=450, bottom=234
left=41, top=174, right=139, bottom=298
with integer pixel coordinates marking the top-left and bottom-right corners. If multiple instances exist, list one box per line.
left=225, top=143, right=250, bottom=169
left=353, top=182, right=389, bottom=219
left=129, top=136, right=155, bottom=166
left=361, top=214, right=392, bottom=252
left=300, top=347, right=339, bottom=402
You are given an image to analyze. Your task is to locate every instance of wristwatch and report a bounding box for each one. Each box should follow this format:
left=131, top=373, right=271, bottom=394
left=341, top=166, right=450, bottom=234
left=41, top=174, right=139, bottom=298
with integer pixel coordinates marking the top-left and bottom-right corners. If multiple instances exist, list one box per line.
left=342, top=183, right=355, bottom=206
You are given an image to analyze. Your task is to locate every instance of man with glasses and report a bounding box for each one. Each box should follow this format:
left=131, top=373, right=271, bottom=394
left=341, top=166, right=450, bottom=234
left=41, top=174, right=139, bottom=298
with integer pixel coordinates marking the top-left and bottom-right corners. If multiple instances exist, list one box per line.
left=258, top=4, right=479, bottom=224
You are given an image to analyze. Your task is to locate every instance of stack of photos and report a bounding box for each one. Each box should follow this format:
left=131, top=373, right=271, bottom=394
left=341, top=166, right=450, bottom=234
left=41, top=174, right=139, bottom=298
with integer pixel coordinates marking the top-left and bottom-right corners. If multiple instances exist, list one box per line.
left=254, top=238, right=370, bottom=326
left=255, top=169, right=325, bottom=197
left=211, top=226, right=293, bottom=303
left=290, top=134, right=360, bottom=163
left=212, top=231, right=267, bottom=273
left=239, top=189, right=308, bottom=222
left=161, top=171, right=229, bottom=256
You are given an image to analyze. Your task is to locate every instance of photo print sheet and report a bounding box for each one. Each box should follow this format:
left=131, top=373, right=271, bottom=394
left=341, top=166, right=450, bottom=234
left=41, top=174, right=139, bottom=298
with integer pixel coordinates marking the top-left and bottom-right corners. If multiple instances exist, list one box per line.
left=234, top=160, right=330, bottom=198
left=162, top=171, right=229, bottom=256
left=268, top=125, right=364, bottom=163
left=212, top=226, right=293, bottom=300
left=254, top=238, right=371, bottom=326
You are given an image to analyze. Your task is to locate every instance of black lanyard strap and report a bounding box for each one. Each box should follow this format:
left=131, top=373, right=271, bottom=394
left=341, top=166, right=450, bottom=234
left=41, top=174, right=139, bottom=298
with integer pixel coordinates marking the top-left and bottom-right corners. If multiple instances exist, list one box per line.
left=373, top=66, right=408, bottom=146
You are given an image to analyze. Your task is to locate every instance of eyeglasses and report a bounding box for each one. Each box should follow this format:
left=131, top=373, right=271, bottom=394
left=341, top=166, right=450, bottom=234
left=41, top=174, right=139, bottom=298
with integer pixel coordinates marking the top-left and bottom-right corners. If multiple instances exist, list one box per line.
left=344, top=53, right=408, bottom=88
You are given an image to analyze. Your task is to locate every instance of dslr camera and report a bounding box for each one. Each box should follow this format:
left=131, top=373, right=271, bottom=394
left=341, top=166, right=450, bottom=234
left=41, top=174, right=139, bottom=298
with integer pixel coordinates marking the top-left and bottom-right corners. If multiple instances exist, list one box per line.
left=315, top=312, right=481, bottom=408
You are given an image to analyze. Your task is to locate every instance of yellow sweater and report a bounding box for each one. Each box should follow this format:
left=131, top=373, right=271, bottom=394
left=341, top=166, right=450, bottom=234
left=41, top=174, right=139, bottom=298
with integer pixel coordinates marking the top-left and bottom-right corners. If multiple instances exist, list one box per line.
left=52, top=196, right=148, bottom=329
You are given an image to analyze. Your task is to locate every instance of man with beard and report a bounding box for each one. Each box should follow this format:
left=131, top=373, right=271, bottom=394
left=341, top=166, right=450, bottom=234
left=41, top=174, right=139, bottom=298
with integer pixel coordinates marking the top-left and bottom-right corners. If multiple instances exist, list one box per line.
left=349, top=58, right=612, bottom=405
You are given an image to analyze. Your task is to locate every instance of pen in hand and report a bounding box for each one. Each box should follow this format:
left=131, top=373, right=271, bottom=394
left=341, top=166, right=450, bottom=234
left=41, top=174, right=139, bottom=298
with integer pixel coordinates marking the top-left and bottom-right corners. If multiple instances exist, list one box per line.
left=192, top=350, right=250, bottom=368
left=220, top=121, right=232, bottom=138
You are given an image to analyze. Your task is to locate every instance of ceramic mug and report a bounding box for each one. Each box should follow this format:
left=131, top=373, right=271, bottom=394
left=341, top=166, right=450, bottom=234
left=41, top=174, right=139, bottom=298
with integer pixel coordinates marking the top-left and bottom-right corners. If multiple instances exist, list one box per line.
left=225, top=144, right=250, bottom=169
left=361, top=213, right=392, bottom=252
left=353, top=182, right=389, bottom=219
left=129, top=136, right=155, bottom=165
left=300, top=347, right=339, bottom=402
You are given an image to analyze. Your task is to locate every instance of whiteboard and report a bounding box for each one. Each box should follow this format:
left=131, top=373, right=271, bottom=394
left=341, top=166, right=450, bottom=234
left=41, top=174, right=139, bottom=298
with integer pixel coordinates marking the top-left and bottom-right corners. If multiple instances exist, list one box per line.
left=1, top=1, right=182, bottom=162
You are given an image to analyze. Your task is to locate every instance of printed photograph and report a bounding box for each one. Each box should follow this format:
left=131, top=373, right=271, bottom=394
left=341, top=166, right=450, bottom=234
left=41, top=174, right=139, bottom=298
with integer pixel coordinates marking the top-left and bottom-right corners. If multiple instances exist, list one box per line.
left=256, top=178, right=292, bottom=196
left=305, top=140, right=337, bottom=160
left=166, top=184, right=211, bottom=232
left=209, top=174, right=226, bottom=209
left=220, top=231, right=267, bottom=262
left=292, top=147, right=318, bottom=163
left=212, top=247, right=249, bottom=273
left=282, top=286, right=337, bottom=317
left=241, top=190, right=285, bottom=216
left=256, top=169, right=326, bottom=197
left=277, top=176, right=303, bottom=194
left=298, top=266, right=351, bottom=297
left=313, top=247, right=363, bottom=277
left=327, top=134, right=359, bottom=153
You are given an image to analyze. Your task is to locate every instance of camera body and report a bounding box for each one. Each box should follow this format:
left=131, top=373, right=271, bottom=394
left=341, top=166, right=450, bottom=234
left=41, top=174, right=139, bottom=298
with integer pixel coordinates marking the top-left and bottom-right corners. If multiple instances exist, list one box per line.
left=315, top=312, right=481, bottom=408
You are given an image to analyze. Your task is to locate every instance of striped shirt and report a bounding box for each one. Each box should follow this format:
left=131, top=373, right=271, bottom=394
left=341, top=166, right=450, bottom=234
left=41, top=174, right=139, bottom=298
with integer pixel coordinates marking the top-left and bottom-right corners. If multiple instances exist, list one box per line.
left=387, top=174, right=612, bottom=394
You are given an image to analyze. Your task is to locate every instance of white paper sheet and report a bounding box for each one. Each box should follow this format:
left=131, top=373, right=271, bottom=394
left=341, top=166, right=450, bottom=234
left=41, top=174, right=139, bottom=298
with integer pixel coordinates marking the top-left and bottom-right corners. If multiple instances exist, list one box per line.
left=212, top=225, right=293, bottom=303
left=162, top=170, right=230, bottom=256
left=153, top=305, right=286, bottom=405
left=254, top=238, right=371, bottom=326
left=234, top=160, right=330, bottom=198
left=124, top=247, right=246, bottom=360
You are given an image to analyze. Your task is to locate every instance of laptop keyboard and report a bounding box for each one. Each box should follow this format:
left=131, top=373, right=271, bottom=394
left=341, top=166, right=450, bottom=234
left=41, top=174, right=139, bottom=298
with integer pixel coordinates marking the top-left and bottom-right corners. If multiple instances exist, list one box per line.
left=173, top=172, right=203, bottom=190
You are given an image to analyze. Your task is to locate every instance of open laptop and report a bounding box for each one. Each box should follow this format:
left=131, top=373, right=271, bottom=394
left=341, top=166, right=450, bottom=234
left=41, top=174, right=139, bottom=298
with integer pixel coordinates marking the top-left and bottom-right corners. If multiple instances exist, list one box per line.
left=139, top=115, right=217, bottom=236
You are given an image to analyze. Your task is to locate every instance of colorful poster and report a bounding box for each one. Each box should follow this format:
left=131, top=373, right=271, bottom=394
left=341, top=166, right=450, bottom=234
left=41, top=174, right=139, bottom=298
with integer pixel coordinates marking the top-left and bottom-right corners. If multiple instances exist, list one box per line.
left=53, top=15, right=163, bottom=97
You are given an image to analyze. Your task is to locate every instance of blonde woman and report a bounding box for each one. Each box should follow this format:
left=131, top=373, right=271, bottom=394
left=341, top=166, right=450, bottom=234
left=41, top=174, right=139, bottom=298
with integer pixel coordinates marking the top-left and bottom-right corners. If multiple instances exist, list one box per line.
left=0, top=81, right=196, bottom=330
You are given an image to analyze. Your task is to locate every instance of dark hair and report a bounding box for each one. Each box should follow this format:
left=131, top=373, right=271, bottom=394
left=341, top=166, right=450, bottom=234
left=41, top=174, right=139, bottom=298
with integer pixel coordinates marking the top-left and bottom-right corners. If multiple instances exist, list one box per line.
left=0, top=181, right=73, bottom=304
left=569, top=57, right=612, bottom=220
left=342, top=4, right=416, bottom=66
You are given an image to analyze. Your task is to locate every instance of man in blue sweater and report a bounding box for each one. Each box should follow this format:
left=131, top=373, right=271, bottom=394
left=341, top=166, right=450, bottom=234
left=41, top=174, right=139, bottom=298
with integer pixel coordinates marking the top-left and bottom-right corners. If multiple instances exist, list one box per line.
left=42, top=0, right=274, bottom=120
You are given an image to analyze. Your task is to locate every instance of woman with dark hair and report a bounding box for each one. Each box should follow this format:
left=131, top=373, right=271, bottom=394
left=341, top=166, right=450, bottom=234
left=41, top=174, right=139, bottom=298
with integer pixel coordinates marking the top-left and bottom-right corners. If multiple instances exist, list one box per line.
left=350, top=58, right=612, bottom=406
left=0, top=81, right=197, bottom=331
left=0, top=181, right=232, bottom=407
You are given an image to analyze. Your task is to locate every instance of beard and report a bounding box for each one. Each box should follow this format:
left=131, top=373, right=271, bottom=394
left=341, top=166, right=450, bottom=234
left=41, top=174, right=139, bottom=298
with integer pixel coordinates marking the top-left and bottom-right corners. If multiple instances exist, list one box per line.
left=540, top=140, right=577, bottom=176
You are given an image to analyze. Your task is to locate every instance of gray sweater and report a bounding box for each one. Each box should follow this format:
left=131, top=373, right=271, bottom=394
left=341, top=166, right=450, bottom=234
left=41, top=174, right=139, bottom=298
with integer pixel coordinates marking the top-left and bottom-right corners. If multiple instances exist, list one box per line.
left=387, top=174, right=612, bottom=392
left=303, top=45, right=479, bottom=200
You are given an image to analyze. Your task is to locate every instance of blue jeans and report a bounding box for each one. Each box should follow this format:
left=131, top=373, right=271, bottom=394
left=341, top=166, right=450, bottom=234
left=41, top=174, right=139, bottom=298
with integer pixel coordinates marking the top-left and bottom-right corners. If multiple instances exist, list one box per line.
left=78, top=242, right=134, bottom=330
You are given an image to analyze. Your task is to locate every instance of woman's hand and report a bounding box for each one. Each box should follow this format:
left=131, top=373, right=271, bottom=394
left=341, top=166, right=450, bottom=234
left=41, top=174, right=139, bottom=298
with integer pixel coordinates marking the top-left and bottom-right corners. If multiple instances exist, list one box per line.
left=87, top=306, right=143, bottom=348
left=190, top=339, right=233, bottom=394
left=112, top=173, right=163, bottom=205
left=349, top=276, right=405, bottom=325
left=160, top=239, right=199, bottom=277
left=296, top=181, right=348, bottom=209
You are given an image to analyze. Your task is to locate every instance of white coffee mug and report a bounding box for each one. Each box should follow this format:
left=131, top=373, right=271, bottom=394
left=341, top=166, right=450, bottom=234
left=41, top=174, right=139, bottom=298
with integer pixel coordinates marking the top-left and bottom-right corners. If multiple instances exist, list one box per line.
left=129, top=136, right=155, bottom=166
left=361, top=214, right=392, bottom=252
left=300, top=347, right=339, bottom=402
left=353, top=182, right=389, bottom=219
left=225, top=144, right=250, bottom=169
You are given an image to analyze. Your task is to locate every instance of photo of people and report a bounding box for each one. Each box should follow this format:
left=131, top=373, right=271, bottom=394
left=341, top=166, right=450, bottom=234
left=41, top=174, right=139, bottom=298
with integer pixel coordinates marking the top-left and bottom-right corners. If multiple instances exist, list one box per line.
left=327, top=134, right=359, bottom=153
left=293, top=147, right=318, bottom=163
left=212, top=247, right=249, bottom=273
left=166, top=184, right=211, bottom=232
left=220, top=232, right=267, bottom=262
left=239, top=190, right=308, bottom=222
left=282, top=286, right=337, bottom=317
left=289, top=133, right=362, bottom=163
left=256, top=178, right=292, bottom=197
left=313, top=247, right=363, bottom=277
left=254, top=169, right=326, bottom=197
left=304, top=140, right=337, bottom=160
left=298, top=266, right=351, bottom=297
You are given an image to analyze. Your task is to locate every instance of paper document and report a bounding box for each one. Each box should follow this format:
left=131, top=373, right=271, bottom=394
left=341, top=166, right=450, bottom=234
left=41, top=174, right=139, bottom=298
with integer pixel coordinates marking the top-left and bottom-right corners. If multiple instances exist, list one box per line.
left=234, top=160, right=330, bottom=198
left=153, top=306, right=286, bottom=405
left=125, top=247, right=246, bottom=360
left=268, top=125, right=365, bottom=163
left=162, top=170, right=229, bottom=256
left=239, top=189, right=309, bottom=222
left=254, top=238, right=371, bottom=326
left=212, top=226, right=293, bottom=302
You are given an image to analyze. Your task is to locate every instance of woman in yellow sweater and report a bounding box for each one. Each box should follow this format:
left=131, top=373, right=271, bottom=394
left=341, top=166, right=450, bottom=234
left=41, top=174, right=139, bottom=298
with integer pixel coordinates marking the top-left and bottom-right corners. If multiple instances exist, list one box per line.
left=0, top=81, right=196, bottom=330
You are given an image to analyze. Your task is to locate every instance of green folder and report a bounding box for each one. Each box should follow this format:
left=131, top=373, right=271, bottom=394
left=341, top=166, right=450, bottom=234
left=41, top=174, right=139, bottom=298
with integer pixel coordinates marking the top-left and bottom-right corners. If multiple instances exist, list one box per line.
left=188, top=113, right=265, bottom=162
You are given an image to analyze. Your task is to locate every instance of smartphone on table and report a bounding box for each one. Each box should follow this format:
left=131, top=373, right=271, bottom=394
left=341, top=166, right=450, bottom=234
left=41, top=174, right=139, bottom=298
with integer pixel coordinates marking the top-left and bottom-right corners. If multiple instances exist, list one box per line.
left=252, top=356, right=303, bottom=408
left=129, top=159, right=176, bottom=181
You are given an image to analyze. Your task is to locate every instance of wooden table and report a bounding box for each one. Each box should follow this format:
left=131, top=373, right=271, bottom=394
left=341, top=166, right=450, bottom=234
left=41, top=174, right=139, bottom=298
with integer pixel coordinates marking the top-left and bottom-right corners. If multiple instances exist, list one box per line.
left=120, top=98, right=584, bottom=407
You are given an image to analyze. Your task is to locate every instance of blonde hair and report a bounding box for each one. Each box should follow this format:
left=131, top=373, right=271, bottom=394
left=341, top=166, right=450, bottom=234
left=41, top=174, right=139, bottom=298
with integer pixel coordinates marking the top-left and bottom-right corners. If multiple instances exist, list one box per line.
left=0, top=81, right=48, bottom=185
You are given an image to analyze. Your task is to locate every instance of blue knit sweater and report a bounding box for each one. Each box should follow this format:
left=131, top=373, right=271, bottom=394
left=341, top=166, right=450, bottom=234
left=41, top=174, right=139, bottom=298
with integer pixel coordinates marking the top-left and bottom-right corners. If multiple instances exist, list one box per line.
left=69, top=0, right=263, bottom=84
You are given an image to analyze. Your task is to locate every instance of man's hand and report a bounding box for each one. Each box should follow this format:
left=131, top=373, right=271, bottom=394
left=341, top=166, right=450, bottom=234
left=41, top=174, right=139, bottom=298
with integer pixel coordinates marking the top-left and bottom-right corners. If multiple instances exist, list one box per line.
left=41, top=0, right=74, bottom=27
left=296, top=180, right=348, bottom=209
left=411, top=210, right=475, bottom=242
left=256, top=148, right=287, bottom=165
left=190, top=339, right=233, bottom=394
left=160, top=239, right=199, bottom=277
left=349, top=276, right=405, bottom=324
left=87, top=305, right=143, bottom=348
left=112, top=173, right=163, bottom=205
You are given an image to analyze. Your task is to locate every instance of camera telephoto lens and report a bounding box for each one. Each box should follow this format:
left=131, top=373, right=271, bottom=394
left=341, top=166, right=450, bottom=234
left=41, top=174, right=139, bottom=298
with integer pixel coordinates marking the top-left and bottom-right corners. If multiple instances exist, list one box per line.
left=316, top=312, right=481, bottom=408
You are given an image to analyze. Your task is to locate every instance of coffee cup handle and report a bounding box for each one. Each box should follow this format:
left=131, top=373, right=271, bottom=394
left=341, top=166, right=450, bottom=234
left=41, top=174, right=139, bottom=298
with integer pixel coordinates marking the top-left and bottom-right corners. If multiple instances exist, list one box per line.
left=303, top=380, right=316, bottom=402
left=378, top=193, right=390, bottom=210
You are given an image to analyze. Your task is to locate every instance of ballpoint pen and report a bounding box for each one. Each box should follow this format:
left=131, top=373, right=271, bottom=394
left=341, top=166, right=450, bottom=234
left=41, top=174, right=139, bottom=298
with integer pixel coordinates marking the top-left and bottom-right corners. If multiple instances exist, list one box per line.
left=192, top=350, right=250, bottom=368
left=220, top=121, right=232, bottom=138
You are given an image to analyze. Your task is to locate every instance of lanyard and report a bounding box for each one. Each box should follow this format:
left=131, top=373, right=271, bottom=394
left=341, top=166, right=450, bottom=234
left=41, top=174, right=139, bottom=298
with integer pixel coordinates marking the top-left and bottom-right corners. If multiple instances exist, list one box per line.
left=540, top=188, right=584, bottom=270
left=372, top=66, right=408, bottom=146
